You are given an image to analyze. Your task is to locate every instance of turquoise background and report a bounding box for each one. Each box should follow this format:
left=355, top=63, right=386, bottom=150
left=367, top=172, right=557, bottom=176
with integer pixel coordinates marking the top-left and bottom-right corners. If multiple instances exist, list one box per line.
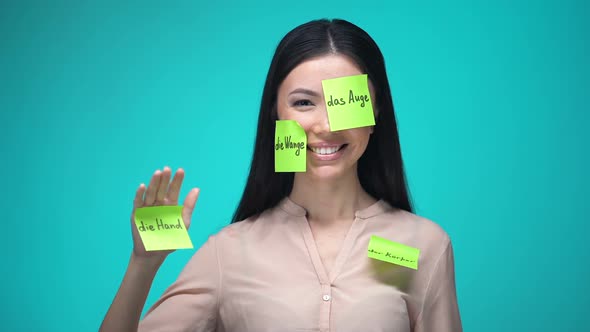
left=1, top=0, right=588, bottom=331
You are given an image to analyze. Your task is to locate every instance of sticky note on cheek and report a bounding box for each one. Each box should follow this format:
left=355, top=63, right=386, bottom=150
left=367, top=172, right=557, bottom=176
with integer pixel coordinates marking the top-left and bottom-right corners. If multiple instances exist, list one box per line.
left=134, top=206, right=193, bottom=251
left=275, top=120, right=307, bottom=172
left=367, top=235, right=420, bottom=270
left=322, top=74, right=376, bottom=131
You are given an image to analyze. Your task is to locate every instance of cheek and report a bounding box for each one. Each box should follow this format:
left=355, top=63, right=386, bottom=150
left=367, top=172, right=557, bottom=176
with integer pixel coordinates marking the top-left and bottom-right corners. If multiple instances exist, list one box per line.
left=348, top=129, right=373, bottom=154
left=353, top=128, right=373, bottom=143
left=277, top=110, right=315, bottom=130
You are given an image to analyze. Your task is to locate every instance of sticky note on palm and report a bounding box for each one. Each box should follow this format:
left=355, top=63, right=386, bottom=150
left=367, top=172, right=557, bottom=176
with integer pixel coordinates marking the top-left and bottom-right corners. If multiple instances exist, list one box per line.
left=134, top=206, right=193, bottom=251
left=322, top=74, right=376, bottom=131
left=367, top=235, right=420, bottom=270
left=275, top=120, right=307, bottom=172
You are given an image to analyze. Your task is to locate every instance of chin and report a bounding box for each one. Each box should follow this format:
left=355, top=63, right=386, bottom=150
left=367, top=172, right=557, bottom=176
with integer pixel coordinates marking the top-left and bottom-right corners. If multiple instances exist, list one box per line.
left=303, top=165, right=354, bottom=181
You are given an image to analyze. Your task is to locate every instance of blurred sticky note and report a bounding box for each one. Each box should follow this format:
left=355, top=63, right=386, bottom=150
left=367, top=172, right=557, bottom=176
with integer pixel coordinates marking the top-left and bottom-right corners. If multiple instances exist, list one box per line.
left=322, top=74, right=376, bottom=131
left=367, top=235, right=420, bottom=270
left=134, top=206, right=193, bottom=251
left=275, top=120, right=307, bottom=172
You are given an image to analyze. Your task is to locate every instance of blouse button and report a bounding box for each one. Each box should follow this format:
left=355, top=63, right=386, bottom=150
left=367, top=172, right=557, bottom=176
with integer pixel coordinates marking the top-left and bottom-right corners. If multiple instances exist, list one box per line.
left=322, top=294, right=331, bottom=301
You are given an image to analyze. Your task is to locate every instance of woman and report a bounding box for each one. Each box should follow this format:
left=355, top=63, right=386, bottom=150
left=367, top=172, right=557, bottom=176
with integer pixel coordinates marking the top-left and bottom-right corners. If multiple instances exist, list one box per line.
left=101, top=19, right=462, bottom=332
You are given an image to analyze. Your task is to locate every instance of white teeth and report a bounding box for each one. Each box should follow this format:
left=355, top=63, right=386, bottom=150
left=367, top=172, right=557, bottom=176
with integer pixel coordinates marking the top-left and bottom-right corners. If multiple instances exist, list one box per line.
left=310, top=145, right=343, bottom=155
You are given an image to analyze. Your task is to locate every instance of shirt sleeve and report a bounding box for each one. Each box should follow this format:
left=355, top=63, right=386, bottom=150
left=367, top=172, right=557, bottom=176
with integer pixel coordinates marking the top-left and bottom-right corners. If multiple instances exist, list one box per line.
left=138, top=235, right=221, bottom=332
left=414, top=238, right=462, bottom=332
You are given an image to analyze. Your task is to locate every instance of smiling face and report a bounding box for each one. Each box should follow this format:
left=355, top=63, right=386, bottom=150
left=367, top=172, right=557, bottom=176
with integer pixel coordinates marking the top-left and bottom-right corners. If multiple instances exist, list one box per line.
left=276, top=54, right=376, bottom=180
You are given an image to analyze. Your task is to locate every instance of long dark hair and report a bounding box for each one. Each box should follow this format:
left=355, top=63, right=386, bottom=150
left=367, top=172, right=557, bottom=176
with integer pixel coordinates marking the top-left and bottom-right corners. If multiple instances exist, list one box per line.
left=231, top=19, right=412, bottom=223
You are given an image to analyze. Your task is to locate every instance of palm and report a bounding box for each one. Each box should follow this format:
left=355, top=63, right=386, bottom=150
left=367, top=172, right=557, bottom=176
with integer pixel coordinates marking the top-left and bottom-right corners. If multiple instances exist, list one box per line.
left=130, top=167, right=200, bottom=258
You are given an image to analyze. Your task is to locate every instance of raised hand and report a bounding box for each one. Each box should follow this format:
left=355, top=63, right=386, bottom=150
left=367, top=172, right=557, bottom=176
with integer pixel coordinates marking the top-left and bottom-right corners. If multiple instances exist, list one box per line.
left=130, top=166, right=200, bottom=258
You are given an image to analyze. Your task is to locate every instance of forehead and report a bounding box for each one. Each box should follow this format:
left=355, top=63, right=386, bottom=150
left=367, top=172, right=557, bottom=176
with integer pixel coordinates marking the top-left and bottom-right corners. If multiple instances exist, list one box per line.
left=279, top=54, right=364, bottom=92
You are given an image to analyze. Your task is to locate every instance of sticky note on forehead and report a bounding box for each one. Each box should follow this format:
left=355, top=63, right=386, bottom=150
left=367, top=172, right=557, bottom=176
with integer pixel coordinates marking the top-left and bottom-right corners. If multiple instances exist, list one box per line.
left=367, top=235, right=420, bottom=270
left=275, top=120, right=307, bottom=172
left=322, top=74, right=376, bottom=131
left=134, top=206, right=193, bottom=251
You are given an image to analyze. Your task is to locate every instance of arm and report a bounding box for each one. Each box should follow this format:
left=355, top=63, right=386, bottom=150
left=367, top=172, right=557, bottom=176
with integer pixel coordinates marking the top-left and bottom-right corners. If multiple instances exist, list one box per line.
left=138, top=235, right=221, bottom=331
left=99, top=254, right=165, bottom=332
left=99, top=167, right=201, bottom=332
left=414, top=239, right=462, bottom=332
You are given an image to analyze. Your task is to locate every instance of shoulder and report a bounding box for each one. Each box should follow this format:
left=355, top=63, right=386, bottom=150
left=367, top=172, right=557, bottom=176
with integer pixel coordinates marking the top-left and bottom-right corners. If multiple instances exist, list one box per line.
left=394, top=209, right=450, bottom=243
left=369, top=204, right=450, bottom=242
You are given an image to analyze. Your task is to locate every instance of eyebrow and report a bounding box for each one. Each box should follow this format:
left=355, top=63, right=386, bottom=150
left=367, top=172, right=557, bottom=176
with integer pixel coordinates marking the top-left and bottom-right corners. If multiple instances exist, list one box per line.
left=288, top=88, right=321, bottom=97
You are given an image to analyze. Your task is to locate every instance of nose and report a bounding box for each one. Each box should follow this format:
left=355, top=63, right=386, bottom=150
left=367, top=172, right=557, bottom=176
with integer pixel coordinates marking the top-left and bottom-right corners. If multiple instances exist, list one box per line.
left=310, top=107, right=330, bottom=135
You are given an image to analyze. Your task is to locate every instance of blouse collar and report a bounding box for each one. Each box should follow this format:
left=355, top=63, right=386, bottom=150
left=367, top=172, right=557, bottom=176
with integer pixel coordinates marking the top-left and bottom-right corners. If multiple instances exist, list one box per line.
left=278, top=196, right=392, bottom=219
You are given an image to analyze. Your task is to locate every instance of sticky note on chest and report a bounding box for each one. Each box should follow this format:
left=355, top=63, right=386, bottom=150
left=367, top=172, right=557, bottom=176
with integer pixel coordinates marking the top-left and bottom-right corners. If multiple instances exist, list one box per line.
left=367, top=235, right=420, bottom=270
left=134, top=206, right=193, bottom=251
left=275, top=120, right=307, bottom=172
left=321, top=74, right=376, bottom=131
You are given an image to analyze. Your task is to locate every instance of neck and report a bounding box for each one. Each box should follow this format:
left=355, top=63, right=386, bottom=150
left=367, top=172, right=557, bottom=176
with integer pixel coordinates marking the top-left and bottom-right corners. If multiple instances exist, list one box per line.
left=289, top=169, right=376, bottom=226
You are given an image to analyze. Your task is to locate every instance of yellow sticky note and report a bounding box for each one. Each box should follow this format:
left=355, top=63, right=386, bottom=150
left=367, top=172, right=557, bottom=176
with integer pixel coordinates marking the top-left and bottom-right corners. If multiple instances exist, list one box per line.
left=134, top=206, right=193, bottom=251
left=322, top=74, right=376, bottom=131
left=275, top=120, right=307, bottom=172
left=367, top=235, right=420, bottom=270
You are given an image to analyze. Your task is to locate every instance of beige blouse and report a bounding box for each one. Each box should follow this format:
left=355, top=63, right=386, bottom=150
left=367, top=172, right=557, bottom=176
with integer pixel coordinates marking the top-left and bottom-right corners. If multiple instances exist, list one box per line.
left=139, top=198, right=462, bottom=332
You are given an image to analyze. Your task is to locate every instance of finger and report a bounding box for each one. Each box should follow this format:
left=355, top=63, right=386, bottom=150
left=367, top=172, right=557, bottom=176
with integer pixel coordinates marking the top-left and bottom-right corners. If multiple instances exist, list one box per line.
left=144, top=170, right=162, bottom=205
left=182, top=188, right=200, bottom=228
left=155, top=166, right=172, bottom=204
left=133, top=183, right=146, bottom=208
left=166, top=168, right=185, bottom=204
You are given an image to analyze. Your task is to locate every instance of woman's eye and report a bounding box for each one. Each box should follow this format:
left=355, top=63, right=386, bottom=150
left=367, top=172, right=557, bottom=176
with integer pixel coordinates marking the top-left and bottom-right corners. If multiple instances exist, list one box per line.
left=293, top=99, right=314, bottom=107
